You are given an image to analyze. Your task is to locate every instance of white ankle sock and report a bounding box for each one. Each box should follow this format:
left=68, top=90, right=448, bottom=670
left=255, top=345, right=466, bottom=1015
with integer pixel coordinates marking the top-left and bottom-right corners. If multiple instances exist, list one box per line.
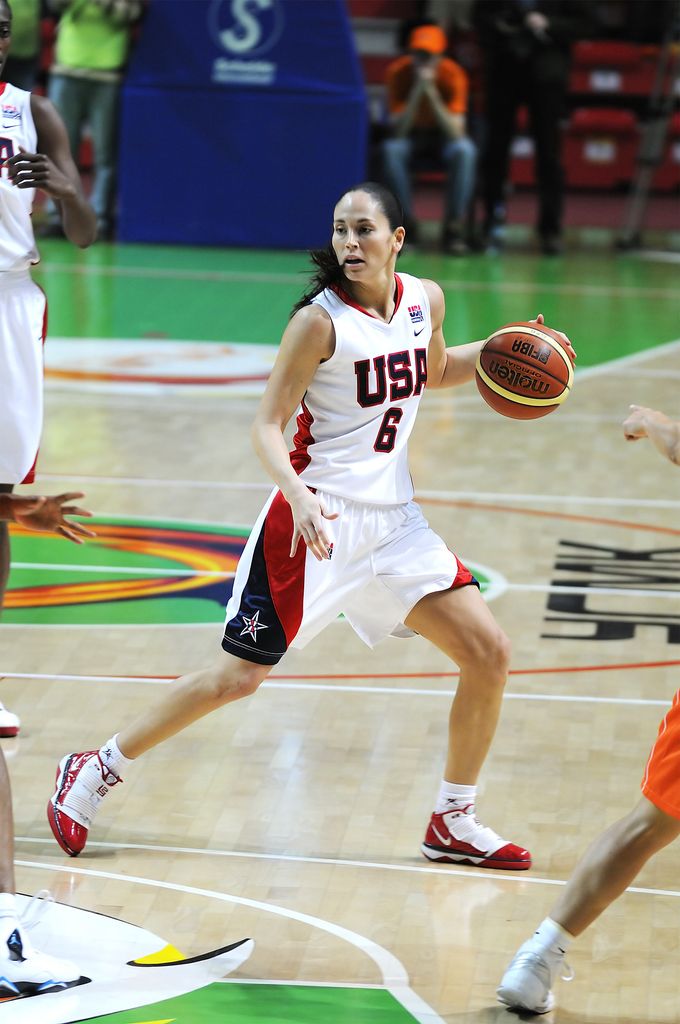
left=533, top=916, right=573, bottom=955
left=435, top=780, right=477, bottom=814
left=0, top=893, right=16, bottom=918
left=99, top=735, right=134, bottom=777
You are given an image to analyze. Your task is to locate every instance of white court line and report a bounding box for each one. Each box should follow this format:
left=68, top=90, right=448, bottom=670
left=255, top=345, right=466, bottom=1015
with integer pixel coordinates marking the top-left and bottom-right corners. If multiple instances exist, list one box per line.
left=12, top=561, right=230, bottom=579
left=572, top=337, right=680, bottom=380
left=31, top=474, right=680, bottom=509
left=39, top=261, right=679, bottom=300
left=638, top=251, right=680, bottom=264
left=9, top=563, right=680, bottom=602
left=15, top=841, right=680, bottom=900
left=1, top=671, right=672, bottom=706
left=15, top=859, right=445, bottom=1024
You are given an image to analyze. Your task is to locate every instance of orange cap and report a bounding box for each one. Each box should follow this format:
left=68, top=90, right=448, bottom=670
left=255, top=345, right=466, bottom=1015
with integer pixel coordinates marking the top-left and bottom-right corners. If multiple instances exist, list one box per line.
left=408, top=24, right=447, bottom=55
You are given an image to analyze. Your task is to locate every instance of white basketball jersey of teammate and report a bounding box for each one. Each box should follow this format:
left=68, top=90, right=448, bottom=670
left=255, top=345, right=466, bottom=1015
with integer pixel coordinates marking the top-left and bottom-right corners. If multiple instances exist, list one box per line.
left=290, top=272, right=431, bottom=505
left=0, top=82, right=38, bottom=271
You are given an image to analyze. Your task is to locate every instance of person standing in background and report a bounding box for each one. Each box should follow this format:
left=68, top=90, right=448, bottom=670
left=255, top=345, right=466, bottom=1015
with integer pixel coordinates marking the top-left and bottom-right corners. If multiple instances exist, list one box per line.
left=473, top=1, right=592, bottom=255
left=381, top=23, right=477, bottom=255
left=44, top=0, right=142, bottom=240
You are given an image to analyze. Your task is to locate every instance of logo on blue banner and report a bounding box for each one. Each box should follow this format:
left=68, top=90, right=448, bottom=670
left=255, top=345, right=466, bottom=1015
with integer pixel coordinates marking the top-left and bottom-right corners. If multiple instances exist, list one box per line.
left=209, top=0, right=284, bottom=57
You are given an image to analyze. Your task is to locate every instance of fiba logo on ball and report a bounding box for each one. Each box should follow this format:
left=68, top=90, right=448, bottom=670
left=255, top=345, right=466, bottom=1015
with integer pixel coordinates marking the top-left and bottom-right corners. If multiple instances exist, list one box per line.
left=208, top=0, right=284, bottom=57
left=475, top=322, right=574, bottom=420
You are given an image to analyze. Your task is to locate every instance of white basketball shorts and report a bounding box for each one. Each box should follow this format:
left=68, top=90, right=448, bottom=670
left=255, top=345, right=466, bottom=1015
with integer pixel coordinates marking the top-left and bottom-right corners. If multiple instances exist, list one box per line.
left=0, top=270, right=47, bottom=484
left=222, top=488, right=478, bottom=665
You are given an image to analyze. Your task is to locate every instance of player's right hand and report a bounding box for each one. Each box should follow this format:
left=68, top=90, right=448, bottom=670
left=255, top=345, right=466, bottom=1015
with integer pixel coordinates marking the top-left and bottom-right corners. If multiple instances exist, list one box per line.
left=289, top=491, right=339, bottom=562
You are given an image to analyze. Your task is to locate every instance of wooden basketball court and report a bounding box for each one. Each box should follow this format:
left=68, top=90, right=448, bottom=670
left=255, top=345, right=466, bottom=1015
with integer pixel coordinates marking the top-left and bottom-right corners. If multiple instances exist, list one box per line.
left=1, top=241, right=678, bottom=1022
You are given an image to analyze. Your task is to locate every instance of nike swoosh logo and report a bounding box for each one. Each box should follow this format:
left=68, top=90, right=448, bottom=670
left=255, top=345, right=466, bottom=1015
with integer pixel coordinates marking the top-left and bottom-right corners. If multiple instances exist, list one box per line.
left=432, top=824, right=452, bottom=846
left=414, top=327, right=425, bottom=336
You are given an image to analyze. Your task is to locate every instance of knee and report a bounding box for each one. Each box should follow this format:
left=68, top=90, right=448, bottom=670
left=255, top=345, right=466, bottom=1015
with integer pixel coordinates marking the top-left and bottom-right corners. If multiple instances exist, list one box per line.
left=201, top=660, right=266, bottom=706
left=624, top=799, right=680, bottom=854
left=459, top=625, right=511, bottom=681
left=444, top=136, right=477, bottom=165
left=383, top=137, right=409, bottom=161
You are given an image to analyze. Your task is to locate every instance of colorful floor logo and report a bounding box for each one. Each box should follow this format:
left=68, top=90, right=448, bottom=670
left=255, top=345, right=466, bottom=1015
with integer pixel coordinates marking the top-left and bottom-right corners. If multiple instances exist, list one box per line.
left=7, top=516, right=505, bottom=626
left=5, top=894, right=253, bottom=1024
left=6, top=517, right=248, bottom=626
left=45, top=339, right=275, bottom=392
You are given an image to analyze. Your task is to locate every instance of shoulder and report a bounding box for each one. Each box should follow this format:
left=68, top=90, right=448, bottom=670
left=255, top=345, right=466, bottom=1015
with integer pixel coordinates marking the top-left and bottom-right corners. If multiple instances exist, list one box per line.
left=284, top=302, right=335, bottom=361
left=419, top=278, right=445, bottom=315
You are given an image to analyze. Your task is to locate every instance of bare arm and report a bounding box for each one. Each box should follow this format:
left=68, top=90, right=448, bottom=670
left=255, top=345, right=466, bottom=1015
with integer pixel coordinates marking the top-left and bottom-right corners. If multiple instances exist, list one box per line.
left=623, top=405, right=680, bottom=465
left=423, top=279, right=484, bottom=390
left=251, top=304, right=338, bottom=561
left=8, top=95, right=97, bottom=247
left=392, top=74, right=429, bottom=136
left=426, top=298, right=575, bottom=390
left=421, top=79, right=465, bottom=139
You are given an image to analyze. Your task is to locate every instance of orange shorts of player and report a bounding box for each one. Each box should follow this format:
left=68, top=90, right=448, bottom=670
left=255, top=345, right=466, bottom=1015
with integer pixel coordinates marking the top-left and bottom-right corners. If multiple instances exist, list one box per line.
left=641, top=688, right=680, bottom=820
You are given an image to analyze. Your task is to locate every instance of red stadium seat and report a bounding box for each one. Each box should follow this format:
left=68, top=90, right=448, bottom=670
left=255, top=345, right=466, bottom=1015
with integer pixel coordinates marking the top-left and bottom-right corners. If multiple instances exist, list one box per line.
left=570, top=41, right=658, bottom=96
left=652, top=111, right=680, bottom=192
left=563, top=108, right=639, bottom=188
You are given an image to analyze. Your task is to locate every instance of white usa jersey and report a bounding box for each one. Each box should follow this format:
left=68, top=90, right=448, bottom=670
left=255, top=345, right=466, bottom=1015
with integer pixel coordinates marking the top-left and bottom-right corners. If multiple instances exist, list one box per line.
left=290, top=272, right=431, bottom=505
left=0, top=82, right=38, bottom=271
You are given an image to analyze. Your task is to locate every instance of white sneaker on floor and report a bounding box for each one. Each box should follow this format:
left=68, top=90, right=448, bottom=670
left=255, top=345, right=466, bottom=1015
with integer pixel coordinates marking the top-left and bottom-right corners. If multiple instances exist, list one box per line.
left=0, top=703, right=19, bottom=738
left=0, top=917, right=80, bottom=997
left=497, top=938, right=573, bottom=1013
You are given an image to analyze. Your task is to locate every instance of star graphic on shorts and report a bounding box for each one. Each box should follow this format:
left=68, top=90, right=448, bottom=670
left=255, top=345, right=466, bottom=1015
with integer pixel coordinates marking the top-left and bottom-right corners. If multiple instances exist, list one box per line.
left=239, top=610, right=269, bottom=642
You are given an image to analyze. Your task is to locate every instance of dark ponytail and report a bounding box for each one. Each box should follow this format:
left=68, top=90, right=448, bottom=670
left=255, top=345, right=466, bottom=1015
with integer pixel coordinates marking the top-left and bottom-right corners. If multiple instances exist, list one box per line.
left=290, top=182, right=403, bottom=318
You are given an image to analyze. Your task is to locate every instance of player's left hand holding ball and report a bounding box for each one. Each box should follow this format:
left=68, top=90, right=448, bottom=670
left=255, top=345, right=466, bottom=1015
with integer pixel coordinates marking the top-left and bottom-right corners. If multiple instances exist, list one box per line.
left=531, top=312, right=577, bottom=364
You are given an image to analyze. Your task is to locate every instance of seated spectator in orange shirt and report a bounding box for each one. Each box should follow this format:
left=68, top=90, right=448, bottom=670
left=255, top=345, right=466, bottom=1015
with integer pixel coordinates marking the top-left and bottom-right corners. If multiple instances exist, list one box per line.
left=381, top=24, right=477, bottom=255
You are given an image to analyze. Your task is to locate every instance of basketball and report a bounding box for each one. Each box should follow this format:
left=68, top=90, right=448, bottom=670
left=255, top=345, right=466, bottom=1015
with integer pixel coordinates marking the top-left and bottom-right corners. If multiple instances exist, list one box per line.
left=475, top=322, right=574, bottom=420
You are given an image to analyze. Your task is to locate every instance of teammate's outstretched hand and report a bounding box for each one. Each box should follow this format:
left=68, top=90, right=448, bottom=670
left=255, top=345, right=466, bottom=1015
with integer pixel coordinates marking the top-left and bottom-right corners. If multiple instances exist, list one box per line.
left=5, top=492, right=95, bottom=544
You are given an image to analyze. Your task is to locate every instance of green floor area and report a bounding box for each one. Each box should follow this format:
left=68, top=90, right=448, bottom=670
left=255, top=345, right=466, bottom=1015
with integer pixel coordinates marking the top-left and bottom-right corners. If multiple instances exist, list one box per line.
left=83, top=982, right=419, bottom=1024
left=33, top=240, right=678, bottom=365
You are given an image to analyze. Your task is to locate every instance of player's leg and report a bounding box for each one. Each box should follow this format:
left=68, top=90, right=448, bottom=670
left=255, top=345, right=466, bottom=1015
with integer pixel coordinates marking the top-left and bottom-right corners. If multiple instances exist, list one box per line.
left=499, top=691, right=680, bottom=1012
left=0, top=747, right=15, bottom=896
left=498, top=797, right=680, bottom=1013
left=0, top=486, right=19, bottom=736
left=0, top=748, right=80, bottom=994
left=405, top=584, right=530, bottom=869
left=48, top=488, right=306, bottom=856
left=48, top=653, right=273, bottom=856
left=552, top=796, right=680, bottom=935
left=406, top=584, right=508, bottom=783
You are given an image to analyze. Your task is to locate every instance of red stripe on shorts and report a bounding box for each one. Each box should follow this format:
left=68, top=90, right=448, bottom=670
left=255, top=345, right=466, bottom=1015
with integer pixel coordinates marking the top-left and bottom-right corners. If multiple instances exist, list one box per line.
left=21, top=289, right=48, bottom=486
left=263, top=490, right=306, bottom=645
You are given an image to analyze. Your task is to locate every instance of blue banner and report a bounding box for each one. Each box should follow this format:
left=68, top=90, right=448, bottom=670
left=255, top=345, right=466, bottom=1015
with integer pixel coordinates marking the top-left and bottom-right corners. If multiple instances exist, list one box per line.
left=118, top=0, right=368, bottom=247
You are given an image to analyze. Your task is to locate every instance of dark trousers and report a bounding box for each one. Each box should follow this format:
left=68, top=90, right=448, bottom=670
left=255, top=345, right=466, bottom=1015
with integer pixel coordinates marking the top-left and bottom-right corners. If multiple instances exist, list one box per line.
left=481, top=58, right=567, bottom=238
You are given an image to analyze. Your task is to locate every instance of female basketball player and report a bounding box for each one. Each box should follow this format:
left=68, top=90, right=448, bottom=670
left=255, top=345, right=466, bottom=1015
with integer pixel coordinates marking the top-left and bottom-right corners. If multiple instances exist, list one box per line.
left=48, top=182, right=575, bottom=872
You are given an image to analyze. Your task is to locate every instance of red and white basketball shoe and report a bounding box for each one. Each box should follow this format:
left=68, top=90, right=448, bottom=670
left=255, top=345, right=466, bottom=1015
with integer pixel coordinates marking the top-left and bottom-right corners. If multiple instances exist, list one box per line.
left=0, top=703, right=19, bottom=738
left=422, top=804, right=531, bottom=870
left=47, top=751, right=122, bottom=857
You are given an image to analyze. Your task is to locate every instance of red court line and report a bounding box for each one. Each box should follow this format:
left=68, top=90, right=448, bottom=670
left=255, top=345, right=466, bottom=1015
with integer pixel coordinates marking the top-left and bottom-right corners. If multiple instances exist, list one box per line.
left=122, top=660, right=680, bottom=682
left=416, top=497, right=680, bottom=537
